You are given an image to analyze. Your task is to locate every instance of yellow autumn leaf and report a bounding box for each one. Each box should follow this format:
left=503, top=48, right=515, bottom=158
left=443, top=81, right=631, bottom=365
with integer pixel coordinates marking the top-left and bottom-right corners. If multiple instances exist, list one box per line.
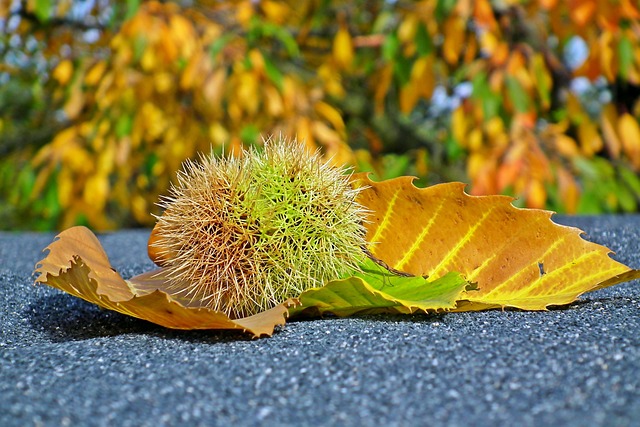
left=129, top=194, right=147, bottom=224
left=443, top=15, right=465, bottom=65
left=208, top=122, right=229, bottom=146
left=399, top=84, right=419, bottom=114
left=333, top=25, right=354, bottom=70
left=237, top=72, right=260, bottom=115
left=83, top=174, right=110, bottom=212
left=264, top=85, right=283, bottom=117
left=315, top=101, right=345, bottom=134
left=474, top=0, right=497, bottom=29
left=601, top=104, right=622, bottom=158
left=399, top=56, right=436, bottom=113
left=202, top=68, right=226, bottom=107
left=179, top=49, right=204, bottom=90
left=374, top=63, right=393, bottom=115
left=412, top=55, right=435, bottom=98
left=599, top=31, right=617, bottom=82
left=618, top=113, right=640, bottom=168
left=557, top=166, right=580, bottom=214
left=140, top=48, right=157, bottom=72
left=397, top=14, right=417, bottom=44
left=295, top=116, right=314, bottom=146
left=169, top=13, right=196, bottom=58
left=354, top=174, right=640, bottom=311
left=467, top=128, right=483, bottom=151
left=154, top=72, right=174, bottom=93
left=63, top=84, right=84, bottom=120
left=235, top=1, right=254, bottom=27
left=554, top=134, right=580, bottom=157
left=56, top=168, right=74, bottom=208
left=84, top=61, right=107, bottom=86
left=530, top=53, right=552, bottom=111
left=35, top=226, right=290, bottom=337
left=451, top=107, right=468, bottom=144
left=53, top=59, right=74, bottom=85
left=578, top=120, right=603, bottom=157
left=526, top=179, right=546, bottom=209
left=260, top=0, right=290, bottom=25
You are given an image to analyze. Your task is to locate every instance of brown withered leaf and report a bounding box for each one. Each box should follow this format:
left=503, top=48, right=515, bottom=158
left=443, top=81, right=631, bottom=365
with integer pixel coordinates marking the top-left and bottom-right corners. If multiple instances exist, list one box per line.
left=354, top=174, right=640, bottom=310
left=35, top=226, right=290, bottom=337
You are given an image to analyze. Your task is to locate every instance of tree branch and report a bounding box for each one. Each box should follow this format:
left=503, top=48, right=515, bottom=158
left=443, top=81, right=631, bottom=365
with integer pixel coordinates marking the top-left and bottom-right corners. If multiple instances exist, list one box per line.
left=13, top=9, right=107, bottom=32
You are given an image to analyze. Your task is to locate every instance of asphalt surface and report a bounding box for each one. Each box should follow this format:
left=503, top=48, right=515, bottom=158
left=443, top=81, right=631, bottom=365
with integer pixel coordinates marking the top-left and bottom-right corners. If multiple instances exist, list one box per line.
left=1, top=215, right=639, bottom=427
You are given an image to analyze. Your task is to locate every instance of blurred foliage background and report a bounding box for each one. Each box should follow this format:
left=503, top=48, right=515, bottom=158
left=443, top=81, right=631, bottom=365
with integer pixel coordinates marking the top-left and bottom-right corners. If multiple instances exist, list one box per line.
left=2, top=0, right=640, bottom=230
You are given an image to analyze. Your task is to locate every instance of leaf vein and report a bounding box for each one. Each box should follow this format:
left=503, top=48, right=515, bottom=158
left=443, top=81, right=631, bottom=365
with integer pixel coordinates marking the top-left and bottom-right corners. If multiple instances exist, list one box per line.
left=395, top=199, right=445, bottom=270
left=430, top=206, right=495, bottom=277
left=369, top=189, right=401, bottom=246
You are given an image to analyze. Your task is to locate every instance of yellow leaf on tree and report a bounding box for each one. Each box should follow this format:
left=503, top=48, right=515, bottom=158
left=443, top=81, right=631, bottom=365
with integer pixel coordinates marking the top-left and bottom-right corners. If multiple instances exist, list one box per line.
left=260, top=0, right=290, bottom=25
left=84, top=61, right=107, bottom=86
left=354, top=174, right=640, bottom=311
left=411, top=56, right=435, bottom=98
left=131, top=195, right=150, bottom=224
left=296, top=116, right=314, bottom=146
left=526, top=179, right=546, bottom=209
left=264, top=85, right=284, bottom=117
left=618, top=113, right=640, bottom=168
left=467, top=128, right=483, bottom=151
left=237, top=72, right=260, bottom=115
left=599, top=31, right=617, bottom=82
left=208, top=122, right=229, bottom=146
left=398, top=55, right=436, bottom=113
left=64, top=84, right=84, bottom=120
left=578, top=120, right=603, bottom=157
left=451, top=107, right=468, bottom=144
left=53, top=59, right=74, bottom=85
left=600, top=103, right=622, bottom=158
left=333, top=25, right=354, bottom=70
left=314, top=101, right=345, bottom=134
left=485, top=116, right=505, bottom=140
left=443, top=16, right=465, bottom=65
left=169, top=14, right=196, bottom=59
left=140, top=48, right=157, bottom=72
left=398, top=15, right=417, bottom=44
left=236, top=1, right=254, bottom=27
left=374, top=64, right=393, bottom=115
left=154, top=72, right=174, bottom=93
left=557, top=166, right=580, bottom=214
left=83, top=174, right=110, bottom=212
left=554, top=134, right=580, bottom=157
left=399, top=84, right=419, bottom=114
left=56, top=168, right=74, bottom=208
left=474, top=0, right=497, bottom=29
left=202, top=68, right=226, bottom=107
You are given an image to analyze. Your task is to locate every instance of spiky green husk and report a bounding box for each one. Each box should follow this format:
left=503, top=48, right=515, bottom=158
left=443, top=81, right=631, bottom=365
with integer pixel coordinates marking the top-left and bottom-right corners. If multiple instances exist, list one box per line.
left=152, top=136, right=368, bottom=318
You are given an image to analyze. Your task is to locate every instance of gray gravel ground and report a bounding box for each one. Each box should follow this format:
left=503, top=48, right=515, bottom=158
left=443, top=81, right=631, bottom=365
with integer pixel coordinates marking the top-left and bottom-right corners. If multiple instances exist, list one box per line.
left=1, top=215, right=639, bottom=427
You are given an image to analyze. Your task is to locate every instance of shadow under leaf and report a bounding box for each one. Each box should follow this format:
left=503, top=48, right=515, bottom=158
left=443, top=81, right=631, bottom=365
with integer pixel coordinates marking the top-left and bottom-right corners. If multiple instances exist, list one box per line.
left=27, top=293, right=256, bottom=343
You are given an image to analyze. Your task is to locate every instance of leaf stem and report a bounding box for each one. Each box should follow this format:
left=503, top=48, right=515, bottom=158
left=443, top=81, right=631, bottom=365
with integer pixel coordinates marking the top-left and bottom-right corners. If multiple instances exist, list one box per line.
left=362, top=247, right=415, bottom=277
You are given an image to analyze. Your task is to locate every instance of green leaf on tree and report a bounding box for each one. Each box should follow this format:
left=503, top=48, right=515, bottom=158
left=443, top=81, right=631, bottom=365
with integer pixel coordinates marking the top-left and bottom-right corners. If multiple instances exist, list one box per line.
left=34, top=0, right=52, bottom=23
